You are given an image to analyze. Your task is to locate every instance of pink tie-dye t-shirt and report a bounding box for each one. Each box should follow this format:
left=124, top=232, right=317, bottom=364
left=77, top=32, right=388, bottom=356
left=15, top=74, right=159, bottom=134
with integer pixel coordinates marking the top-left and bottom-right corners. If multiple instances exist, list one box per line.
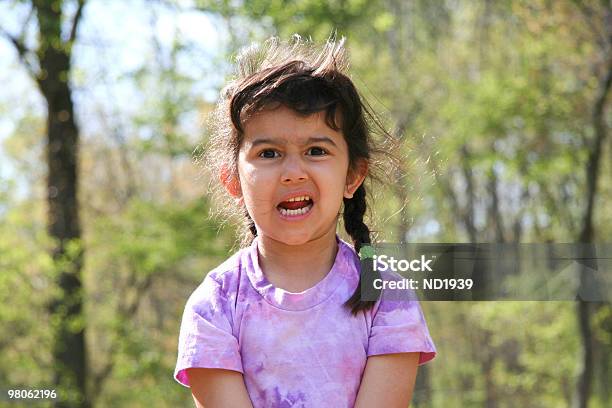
left=174, top=236, right=436, bottom=407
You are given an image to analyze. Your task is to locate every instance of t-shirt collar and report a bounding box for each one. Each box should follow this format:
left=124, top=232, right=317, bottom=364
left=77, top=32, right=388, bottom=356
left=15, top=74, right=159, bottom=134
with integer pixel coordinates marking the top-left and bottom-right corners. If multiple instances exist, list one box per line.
left=246, top=234, right=352, bottom=311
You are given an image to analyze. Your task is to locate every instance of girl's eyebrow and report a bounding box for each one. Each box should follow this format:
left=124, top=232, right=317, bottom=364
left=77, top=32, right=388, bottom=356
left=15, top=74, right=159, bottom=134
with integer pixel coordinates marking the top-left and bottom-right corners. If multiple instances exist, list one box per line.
left=250, top=136, right=338, bottom=148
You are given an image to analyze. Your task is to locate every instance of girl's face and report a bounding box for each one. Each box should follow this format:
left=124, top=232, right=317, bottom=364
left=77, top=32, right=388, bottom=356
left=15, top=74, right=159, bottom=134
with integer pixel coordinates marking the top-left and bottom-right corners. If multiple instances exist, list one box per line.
left=226, top=105, right=366, bottom=246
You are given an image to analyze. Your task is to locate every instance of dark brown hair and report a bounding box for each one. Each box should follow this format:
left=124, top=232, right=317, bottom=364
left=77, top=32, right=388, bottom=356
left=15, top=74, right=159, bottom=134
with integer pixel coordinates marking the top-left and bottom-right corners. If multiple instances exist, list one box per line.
left=200, top=36, right=397, bottom=315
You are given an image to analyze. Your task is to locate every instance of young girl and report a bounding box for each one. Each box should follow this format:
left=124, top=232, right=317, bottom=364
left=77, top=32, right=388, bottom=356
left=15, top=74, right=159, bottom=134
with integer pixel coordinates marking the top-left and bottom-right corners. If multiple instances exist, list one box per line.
left=174, top=36, right=436, bottom=408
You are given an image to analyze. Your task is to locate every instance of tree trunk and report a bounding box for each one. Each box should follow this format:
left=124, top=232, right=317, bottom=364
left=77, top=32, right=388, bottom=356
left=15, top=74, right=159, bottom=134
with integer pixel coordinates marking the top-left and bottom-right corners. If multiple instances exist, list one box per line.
left=33, top=1, right=89, bottom=406
left=572, top=7, right=612, bottom=405
left=460, top=145, right=478, bottom=243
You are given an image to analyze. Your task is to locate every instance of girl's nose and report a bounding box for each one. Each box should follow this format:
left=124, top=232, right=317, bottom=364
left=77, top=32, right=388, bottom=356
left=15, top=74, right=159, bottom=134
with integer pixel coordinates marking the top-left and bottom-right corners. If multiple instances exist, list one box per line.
left=281, top=155, right=308, bottom=184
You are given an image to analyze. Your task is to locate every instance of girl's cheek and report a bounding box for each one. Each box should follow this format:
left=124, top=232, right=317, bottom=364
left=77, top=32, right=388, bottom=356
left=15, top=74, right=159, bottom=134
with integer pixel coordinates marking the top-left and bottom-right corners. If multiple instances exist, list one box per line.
left=244, top=169, right=271, bottom=186
left=238, top=161, right=260, bottom=184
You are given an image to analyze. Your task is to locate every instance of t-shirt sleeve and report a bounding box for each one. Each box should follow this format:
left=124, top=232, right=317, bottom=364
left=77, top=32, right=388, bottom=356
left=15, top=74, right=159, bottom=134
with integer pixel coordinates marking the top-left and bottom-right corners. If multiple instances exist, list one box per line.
left=174, top=272, right=243, bottom=387
left=367, top=273, right=437, bottom=365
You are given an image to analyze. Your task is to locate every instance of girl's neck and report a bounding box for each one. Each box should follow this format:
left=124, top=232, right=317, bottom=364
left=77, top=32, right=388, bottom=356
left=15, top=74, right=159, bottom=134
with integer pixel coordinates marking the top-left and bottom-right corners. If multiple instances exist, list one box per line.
left=257, top=229, right=339, bottom=293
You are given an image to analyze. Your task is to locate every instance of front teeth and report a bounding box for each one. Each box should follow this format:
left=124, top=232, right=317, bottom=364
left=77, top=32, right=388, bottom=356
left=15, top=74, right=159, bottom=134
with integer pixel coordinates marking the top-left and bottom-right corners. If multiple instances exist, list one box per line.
left=285, top=195, right=311, bottom=202
left=279, top=204, right=313, bottom=217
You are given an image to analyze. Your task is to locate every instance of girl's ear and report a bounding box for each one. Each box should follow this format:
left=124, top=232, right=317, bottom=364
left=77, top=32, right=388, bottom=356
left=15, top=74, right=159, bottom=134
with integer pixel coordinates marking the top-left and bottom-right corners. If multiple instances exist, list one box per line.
left=344, top=159, right=368, bottom=199
left=220, top=165, right=243, bottom=203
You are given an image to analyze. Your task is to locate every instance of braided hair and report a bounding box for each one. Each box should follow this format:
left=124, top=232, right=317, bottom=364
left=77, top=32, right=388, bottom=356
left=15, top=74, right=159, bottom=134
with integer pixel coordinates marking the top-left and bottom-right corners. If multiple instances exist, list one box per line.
left=342, top=184, right=382, bottom=314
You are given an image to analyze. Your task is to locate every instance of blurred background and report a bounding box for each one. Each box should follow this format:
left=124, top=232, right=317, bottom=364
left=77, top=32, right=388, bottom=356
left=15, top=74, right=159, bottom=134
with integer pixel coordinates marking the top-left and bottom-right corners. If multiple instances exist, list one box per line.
left=0, top=0, right=610, bottom=407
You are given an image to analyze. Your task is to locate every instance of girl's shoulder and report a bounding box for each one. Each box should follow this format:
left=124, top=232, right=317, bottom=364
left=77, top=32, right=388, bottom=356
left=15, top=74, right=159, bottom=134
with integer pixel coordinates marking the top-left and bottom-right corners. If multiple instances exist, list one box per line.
left=207, top=247, right=247, bottom=281
left=187, top=246, right=251, bottom=307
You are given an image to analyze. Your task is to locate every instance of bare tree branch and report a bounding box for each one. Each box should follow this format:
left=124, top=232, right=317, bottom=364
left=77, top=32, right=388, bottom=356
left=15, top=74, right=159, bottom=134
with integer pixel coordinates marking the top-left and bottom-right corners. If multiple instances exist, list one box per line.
left=69, top=0, right=86, bottom=45
left=0, top=1, right=41, bottom=78
left=0, top=28, right=38, bottom=78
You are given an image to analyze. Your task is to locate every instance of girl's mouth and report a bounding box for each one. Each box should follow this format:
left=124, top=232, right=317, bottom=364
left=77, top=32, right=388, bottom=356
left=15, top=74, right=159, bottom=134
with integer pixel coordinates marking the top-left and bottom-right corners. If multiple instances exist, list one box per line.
left=276, top=195, right=314, bottom=218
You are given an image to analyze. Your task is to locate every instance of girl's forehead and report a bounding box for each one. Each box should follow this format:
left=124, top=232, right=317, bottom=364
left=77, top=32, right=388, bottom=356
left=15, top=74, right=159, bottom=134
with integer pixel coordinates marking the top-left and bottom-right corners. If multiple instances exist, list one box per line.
left=242, top=106, right=344, bottom=144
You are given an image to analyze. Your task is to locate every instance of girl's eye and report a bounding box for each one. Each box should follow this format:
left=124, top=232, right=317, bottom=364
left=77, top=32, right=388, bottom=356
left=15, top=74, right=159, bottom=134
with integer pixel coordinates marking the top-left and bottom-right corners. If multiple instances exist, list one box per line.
left=308, top=147, right=327, bottom=156
left=259, top=149, right=280, bottom=159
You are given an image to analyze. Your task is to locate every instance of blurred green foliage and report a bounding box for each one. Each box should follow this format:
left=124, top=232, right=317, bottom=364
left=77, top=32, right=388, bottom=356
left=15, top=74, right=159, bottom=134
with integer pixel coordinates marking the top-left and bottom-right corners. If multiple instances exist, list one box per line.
left=1, top=0, right=611, bottom=407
